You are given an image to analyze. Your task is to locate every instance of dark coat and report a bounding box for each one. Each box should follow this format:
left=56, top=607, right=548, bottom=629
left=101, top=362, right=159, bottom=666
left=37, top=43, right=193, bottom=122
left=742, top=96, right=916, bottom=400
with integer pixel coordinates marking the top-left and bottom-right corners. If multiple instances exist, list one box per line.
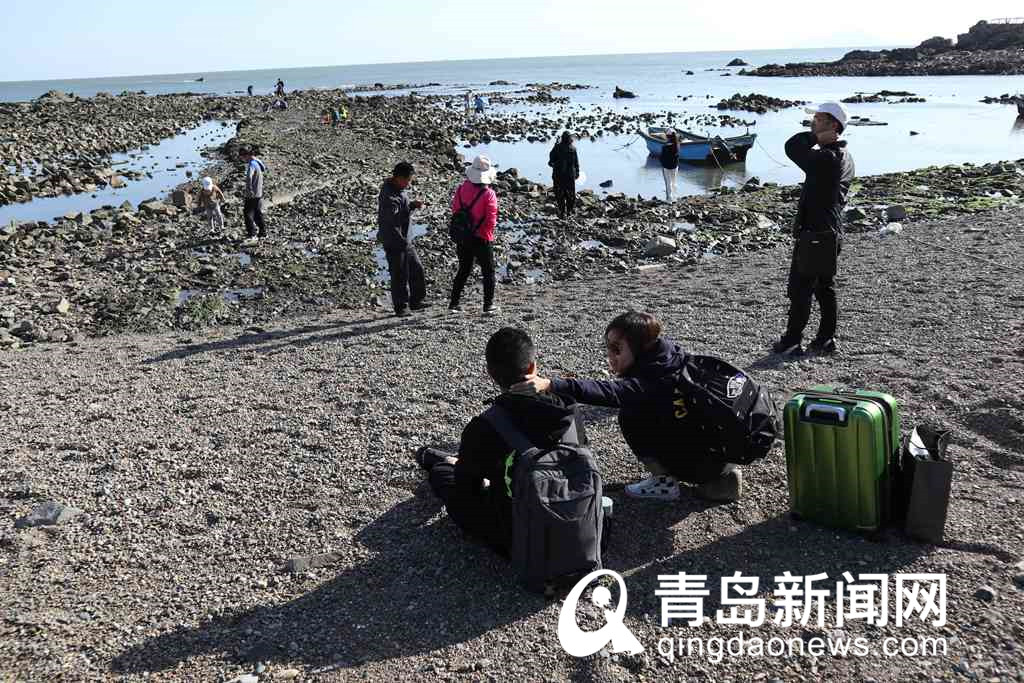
left=449, top=392, right=586, bottom=554
left=785, top=132, right=856, bottom=235
left=376, top=179, right=412, bottom=250
left=550, top=338, right=687, bottom=465
left=549, top=141, right=580, bottom=185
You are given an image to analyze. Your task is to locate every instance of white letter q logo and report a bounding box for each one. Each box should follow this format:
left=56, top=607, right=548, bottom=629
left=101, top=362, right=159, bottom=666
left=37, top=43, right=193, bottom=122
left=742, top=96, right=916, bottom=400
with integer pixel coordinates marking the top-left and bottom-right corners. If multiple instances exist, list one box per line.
left=558, top=570, right=645, bottom=657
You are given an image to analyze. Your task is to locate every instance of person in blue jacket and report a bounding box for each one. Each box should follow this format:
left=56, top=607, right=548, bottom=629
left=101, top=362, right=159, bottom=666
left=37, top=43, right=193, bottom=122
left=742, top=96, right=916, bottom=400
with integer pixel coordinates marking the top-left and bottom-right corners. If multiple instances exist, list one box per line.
left=512, top=310, right=741, bottom=502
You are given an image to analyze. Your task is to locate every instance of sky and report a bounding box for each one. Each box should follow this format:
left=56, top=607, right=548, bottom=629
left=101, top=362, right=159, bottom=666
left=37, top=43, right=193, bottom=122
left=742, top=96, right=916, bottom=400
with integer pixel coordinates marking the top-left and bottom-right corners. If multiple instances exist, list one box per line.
left=2, top=0, right=1023, bottom=82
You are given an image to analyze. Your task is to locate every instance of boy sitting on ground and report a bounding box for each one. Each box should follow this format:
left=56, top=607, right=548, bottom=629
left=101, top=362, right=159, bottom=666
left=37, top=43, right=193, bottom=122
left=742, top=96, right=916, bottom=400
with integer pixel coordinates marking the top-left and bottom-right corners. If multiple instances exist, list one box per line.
left=414, top=327, right=586, bottom=556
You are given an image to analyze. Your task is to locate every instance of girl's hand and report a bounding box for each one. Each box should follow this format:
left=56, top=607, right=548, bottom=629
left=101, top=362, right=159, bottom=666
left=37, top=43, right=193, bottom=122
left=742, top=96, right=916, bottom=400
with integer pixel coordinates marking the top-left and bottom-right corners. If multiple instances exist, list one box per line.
left=510, top=374, right=551, bottom=395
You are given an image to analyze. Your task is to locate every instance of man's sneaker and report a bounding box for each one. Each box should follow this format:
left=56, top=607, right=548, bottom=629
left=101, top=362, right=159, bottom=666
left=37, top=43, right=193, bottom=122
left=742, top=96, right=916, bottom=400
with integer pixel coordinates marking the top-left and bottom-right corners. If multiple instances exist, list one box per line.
left=625, top=475, right=680, bottom=501
left=808, top=337, right=838, bottom=354
left=771, top=336, right=804, bottom=356
left=448, top=305, right=463, bottom=314
left=395, top=309, right=413, bottom=318
left=410, top=301, right=431, bottom=312
left=414, top=446, right=451, bottom=471
left=483, top=305, right=500, bottom=316
left=694, top=466, right=743, bottom=503
left=241, top=236, right=259, bottom=246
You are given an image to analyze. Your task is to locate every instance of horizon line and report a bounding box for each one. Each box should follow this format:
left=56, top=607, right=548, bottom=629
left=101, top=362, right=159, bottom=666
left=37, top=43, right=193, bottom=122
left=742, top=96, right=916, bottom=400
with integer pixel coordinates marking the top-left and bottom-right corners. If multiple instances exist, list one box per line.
left=0, top=43, right=898, bottom=86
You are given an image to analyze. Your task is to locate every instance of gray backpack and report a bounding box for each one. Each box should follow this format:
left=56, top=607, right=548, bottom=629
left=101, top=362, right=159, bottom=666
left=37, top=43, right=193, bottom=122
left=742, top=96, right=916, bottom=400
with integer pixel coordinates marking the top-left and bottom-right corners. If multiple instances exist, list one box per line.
left=482, top=404, right=603, bottom=593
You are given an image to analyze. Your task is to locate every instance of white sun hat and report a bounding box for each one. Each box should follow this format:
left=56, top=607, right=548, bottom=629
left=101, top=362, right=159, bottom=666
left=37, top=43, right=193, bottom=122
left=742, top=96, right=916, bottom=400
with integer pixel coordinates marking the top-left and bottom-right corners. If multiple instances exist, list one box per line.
left=804, top=101, right=850, bottom=129
left=466, top=155, right=498, bottom=185
left=201, top=176, right=214, bottom=190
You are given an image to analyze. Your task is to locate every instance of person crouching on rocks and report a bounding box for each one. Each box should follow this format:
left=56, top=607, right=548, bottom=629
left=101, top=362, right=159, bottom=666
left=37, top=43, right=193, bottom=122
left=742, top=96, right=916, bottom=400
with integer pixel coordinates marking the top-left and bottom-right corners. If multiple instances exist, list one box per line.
left=448, top=155, right=499, bottom=315
left=414, top=327, right=587, bottom=558
left=198, top=176, right=226, bottom=235
left=511, top=310, right=742, bottom=502
left=549, top=131, right=580, bottom=220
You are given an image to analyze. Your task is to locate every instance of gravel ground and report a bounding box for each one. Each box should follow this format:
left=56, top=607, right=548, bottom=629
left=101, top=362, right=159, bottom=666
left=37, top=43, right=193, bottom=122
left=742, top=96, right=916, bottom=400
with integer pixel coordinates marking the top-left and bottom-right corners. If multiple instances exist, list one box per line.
left=1, top=207, right=1022, bottom=682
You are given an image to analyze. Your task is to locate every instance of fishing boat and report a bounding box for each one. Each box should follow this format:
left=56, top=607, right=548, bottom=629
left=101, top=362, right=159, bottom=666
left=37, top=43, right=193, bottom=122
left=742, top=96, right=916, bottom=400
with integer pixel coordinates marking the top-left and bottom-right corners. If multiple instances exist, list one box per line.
left=640, top=127, right=756, bottom=165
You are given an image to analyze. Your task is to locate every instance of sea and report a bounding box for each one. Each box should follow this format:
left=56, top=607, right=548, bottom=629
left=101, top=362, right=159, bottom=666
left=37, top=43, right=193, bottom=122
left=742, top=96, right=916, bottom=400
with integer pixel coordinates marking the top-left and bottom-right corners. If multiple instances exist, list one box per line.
left=2, top=48, right=1023, bottom=223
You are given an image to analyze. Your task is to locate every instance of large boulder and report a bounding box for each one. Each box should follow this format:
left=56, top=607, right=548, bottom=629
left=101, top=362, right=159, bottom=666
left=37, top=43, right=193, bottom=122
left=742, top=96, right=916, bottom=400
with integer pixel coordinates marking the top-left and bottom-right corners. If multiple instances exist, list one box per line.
left=887, top=48, right=921, bottom=62
left=36, top=90, right=76, bottom=103
left=644, top=236, right=678, bottom=257
left=917, top=36, right=954, bottom=52
left=170, top=190, right=193, bottom=209
left=14, top=501, right=83, bottom=528
left=840, top=49, right=885, bottom=62
left=957, top=20, right=1024, bottom=50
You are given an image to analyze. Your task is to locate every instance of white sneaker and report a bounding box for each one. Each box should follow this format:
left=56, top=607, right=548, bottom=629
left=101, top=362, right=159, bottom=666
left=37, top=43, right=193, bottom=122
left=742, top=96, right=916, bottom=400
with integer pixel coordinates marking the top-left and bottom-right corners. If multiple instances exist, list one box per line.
left=625, top=475, right=680, bottom=501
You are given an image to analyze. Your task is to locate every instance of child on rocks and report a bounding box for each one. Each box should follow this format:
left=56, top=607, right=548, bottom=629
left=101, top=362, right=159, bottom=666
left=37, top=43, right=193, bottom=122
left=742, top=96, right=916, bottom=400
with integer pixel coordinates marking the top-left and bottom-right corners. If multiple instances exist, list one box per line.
left=198, top=177, right=226, bottom=234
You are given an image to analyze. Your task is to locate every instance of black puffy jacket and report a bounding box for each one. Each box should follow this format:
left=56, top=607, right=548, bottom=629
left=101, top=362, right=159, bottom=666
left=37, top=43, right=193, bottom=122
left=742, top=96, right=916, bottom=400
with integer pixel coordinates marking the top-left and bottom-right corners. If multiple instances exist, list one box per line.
left=449, top=392, right=586, bottom=555
left=550, top=337, right=683, bottom=464
left=785, top=132, right=855, bottom=235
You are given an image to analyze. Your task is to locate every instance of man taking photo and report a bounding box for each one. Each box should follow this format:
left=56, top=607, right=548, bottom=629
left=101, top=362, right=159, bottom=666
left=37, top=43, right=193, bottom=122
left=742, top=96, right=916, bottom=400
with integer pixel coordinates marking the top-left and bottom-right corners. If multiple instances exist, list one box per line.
left=772, top=101, right=855, bottom=356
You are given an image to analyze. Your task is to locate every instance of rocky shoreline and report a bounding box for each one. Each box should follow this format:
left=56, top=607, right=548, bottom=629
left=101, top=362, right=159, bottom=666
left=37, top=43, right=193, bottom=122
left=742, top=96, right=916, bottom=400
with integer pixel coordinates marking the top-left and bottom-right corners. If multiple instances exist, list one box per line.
left=0, top=91, right=242, bottom=207
left=1, top=86, right=1023, bottom=349
left=1, top=208, right=1022, bottom=681
left=741, top=21, right=1024, bottom=77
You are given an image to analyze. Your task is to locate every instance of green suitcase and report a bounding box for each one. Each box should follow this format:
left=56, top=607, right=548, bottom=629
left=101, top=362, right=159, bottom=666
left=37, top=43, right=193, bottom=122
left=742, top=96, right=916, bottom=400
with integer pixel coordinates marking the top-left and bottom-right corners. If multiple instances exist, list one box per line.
left=784, top=386, right=900, bottom=531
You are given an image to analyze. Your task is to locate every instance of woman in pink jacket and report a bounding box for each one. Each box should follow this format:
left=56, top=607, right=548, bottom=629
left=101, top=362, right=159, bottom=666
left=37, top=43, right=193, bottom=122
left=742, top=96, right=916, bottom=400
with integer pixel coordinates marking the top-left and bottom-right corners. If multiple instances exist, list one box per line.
left=449, top=155, right=500, bottom=314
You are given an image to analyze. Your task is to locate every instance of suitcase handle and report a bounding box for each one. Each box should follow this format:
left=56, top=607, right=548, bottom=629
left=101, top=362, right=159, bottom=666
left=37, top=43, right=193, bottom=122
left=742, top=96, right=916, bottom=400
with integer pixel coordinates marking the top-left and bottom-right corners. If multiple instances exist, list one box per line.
left=803, top=404, right=847, bottom=424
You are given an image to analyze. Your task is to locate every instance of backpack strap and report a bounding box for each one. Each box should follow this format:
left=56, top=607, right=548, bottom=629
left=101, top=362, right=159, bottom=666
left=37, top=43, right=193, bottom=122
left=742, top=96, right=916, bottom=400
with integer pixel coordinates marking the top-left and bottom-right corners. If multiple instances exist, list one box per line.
left=481, top=404, right=540, bottom=458
left=457, top=185, right=488, bottom=212
left=481, top=403, right=581, bottom=455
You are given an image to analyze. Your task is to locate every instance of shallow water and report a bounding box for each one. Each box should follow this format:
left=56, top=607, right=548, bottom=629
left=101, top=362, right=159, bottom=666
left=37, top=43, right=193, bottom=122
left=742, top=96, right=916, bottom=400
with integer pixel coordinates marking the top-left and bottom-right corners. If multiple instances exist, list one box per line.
left=372, top=224, right=429, bottom=282
left=4, top=49, right=1023, bottom=205
left=463, top=81, right=1024, bottom=199
left=0, top=119, right=237, bottom=225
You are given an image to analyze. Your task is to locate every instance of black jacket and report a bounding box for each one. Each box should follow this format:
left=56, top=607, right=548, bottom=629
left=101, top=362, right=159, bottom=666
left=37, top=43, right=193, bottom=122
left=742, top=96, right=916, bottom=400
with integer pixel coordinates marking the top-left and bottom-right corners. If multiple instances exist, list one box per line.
left=784, top=132, right=855, bottom=235
left=659, top=142, right=679, bottom=170
left=449, top=392, right=586, bottom=554
left=548, top=141, right=579, bottom=184
left=376, top=179, right=412, bottom=250
left=551, top=338, right=687, bottom=467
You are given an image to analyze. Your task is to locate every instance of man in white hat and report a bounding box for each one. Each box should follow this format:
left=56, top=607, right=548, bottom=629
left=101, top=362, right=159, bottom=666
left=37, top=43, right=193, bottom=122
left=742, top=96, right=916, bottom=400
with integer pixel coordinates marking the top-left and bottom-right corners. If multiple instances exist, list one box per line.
left=772, top=101, right=855, bottom=356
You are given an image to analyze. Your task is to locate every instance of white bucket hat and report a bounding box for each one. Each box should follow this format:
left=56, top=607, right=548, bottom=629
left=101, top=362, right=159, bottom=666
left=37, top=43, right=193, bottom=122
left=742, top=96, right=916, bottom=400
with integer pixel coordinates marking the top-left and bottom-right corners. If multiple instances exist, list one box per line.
left=804, top=101, right=850, bottom=129
left=201, top=176, right=214, bottom=191
left=466, top=155, right=498, bottom=185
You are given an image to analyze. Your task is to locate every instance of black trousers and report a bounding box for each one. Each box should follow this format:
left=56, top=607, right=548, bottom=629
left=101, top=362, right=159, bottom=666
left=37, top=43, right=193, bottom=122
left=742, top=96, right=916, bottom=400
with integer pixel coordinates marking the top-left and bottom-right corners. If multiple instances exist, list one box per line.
left=785, top=247, right=838, bottom=342
left=449, top=237, right=495, bottom=308
left=426, top=452, right=511, bottom=557
left=554, top=178, right=576, bottom=217
left=243, top=198, right=266, bottom=237
left=384, top=244, right=426, bottom=312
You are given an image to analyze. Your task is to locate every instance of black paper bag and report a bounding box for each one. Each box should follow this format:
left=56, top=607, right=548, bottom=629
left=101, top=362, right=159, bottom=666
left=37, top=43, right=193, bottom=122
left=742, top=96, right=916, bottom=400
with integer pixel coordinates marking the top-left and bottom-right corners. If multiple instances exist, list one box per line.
left=898, top=424, right=954, bottom=543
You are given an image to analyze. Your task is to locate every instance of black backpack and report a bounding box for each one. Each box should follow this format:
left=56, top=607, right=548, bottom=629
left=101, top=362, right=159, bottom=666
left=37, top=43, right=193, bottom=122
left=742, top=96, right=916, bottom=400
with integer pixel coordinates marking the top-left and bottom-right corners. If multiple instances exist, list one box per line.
left=671, top=355, right=778, bottom=466
left=448, top=186, right=487, bottom=244
left=482, top=404, right=603, bottom=593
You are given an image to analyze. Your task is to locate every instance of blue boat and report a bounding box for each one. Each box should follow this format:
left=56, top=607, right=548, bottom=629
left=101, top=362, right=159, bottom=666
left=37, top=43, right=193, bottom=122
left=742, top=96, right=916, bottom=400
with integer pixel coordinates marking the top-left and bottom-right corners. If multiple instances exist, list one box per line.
left=639, top=127, right=756, bottom=165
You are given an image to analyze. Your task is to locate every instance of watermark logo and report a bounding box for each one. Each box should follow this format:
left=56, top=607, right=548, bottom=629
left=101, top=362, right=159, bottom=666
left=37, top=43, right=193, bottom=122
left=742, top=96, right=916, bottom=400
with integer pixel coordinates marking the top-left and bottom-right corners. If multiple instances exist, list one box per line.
left=558, top=570, right=645, bottom=657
